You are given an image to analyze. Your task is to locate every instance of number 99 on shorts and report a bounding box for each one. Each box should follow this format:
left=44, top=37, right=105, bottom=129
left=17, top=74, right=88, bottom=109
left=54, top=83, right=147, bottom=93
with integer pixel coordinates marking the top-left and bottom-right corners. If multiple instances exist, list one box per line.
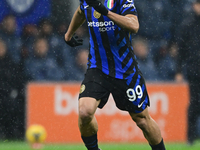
left=126, top=85, right=143, bottom=102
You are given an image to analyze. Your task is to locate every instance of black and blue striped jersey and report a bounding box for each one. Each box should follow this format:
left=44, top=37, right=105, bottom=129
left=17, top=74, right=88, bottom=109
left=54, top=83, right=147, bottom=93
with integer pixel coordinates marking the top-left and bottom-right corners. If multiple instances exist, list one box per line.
left=80, top=0, right=138, bottom=80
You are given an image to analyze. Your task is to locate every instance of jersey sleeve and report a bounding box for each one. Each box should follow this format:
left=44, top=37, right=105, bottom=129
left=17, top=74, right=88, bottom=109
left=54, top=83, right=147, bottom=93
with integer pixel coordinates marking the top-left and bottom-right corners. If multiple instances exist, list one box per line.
left=79, top=0, right=84, bottom=12
left=119, top=0, right=137, bottom=16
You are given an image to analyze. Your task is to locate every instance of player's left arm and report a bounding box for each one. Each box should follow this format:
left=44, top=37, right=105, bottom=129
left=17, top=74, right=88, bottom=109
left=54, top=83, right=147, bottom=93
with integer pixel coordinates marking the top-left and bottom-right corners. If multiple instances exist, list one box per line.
left=107, top=12, right=139, bottom=33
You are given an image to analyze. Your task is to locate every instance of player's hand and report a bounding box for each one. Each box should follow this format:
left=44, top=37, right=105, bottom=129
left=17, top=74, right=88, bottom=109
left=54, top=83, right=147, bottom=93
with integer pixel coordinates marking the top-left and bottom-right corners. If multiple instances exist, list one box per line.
left=65, top=34, right=83, bottom=47
left=85, top=0, right=108, bottom=16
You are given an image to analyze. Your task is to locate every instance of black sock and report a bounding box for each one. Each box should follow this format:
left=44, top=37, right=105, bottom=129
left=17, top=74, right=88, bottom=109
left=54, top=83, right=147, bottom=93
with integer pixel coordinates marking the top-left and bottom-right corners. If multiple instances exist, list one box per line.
left=81, top=134, right=99, bottom=150
left=150, top=139, right=166, bottom=150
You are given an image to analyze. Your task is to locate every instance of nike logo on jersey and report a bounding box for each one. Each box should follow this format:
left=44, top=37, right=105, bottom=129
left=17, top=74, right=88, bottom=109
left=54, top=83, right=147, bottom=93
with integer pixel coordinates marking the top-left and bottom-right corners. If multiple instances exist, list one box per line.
left=84, top=5, right=89, bottom=9
left=138, top=101, right=144, bottom=108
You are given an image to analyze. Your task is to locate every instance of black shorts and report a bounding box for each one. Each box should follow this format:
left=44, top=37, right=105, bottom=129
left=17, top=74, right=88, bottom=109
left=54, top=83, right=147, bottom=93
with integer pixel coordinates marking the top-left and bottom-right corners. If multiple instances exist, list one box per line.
left=79, top=68, right=150, bottom=113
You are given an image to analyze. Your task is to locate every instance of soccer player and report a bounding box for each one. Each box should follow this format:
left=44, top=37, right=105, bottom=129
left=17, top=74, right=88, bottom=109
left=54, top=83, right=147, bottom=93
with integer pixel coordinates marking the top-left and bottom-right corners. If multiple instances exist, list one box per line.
left=65, top=0, right=166, bottom=150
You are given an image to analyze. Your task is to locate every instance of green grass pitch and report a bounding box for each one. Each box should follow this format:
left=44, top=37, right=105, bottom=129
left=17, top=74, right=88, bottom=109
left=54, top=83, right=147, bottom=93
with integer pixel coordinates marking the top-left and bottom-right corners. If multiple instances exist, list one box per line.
left=0, top=141, right=200, bottom=150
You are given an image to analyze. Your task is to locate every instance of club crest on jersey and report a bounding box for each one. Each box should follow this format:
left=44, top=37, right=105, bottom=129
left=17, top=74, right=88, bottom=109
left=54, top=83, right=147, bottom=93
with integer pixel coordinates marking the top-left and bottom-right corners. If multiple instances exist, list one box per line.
left=6, top=0, right=35, bottom=14
left=93, top=10, right=101, bottom=19
left=79, top=84, right=86, bottom=94
left=107, top=0, right=114, bottom=9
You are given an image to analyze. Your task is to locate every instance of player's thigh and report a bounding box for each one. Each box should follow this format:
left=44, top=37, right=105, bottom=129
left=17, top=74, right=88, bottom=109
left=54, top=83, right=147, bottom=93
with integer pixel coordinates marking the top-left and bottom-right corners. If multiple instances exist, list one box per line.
left=129, top=107, right=151, bottom=123
left=79, top=97, right=101, bottom=116
left=79, top=69, right=111, bottom=110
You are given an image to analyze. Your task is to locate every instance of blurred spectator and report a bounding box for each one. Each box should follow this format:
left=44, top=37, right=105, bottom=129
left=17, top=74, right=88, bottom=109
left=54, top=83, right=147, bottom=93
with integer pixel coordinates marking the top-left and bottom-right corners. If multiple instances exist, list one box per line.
left=0, top=39, right=22, bottom=139
left=0, top=15, right=21, bottom=64
left=135, top=0, right=173, bottom=57
left=20, top=24, right=39, bottom=69
left=38, top=18, right=59, bottom=50
left=38, top=18, right=67, bottom=67
left=57, top=22, right=69, bottom=37
left=38, top=18, right=54, bottom=39
left=68, top=48, right=89, bottom=81
left=153, top=42, right=178, bottom=81
left=169, top=0, right=191, bottom=43
left=135, top=0, right=172, bottom=41
left=61, top=46, right=78, bottom=81
left=132, top=37, right=159, bottom=81
left=175, top=0, right=200, bottom=145
left=24, top=38, right=64, bottom=81
left=21, top=24, right=39, bottom=53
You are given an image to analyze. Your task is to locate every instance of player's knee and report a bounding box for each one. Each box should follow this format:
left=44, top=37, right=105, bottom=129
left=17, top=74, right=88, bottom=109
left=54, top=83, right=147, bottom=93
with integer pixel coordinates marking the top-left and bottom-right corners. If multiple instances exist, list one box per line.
left=79, top=107, right=94, bottom=125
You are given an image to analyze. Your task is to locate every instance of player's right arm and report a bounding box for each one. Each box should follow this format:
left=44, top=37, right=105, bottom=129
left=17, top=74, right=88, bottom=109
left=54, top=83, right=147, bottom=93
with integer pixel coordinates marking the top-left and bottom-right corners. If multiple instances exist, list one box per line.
left=65, top=6, right=86, bottom=42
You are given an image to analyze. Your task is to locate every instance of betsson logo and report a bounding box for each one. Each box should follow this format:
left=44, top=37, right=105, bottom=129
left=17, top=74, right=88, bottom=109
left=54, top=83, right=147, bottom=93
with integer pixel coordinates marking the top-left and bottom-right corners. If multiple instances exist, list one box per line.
left=88, top=21, right=115, bottom=32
